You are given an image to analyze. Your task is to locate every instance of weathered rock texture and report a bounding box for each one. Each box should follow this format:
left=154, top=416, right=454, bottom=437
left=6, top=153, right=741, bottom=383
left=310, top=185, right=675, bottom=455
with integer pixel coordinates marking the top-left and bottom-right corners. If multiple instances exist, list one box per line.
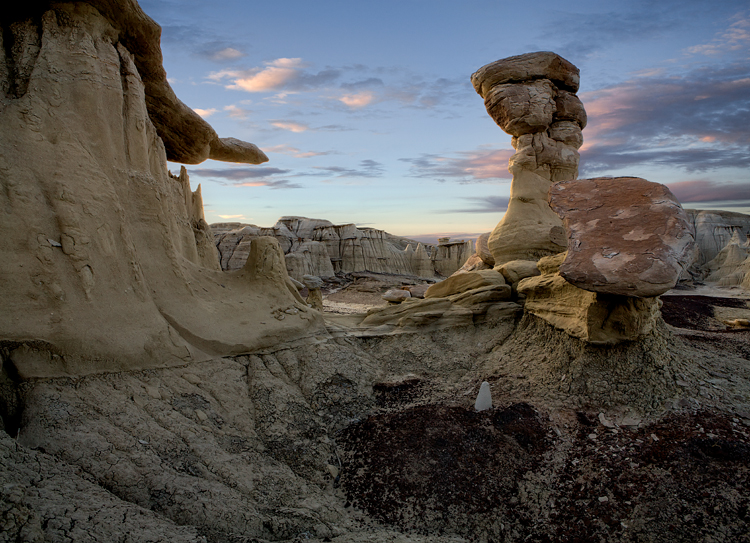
left=0, top=1, right=318, bottom=378
left=472, top=52, right=585, bottom=266
left=518, top=254, right=661, bottom=345
left=213, top=219, right=473, bottom=280
left=550, top=177, right=695, bottom=297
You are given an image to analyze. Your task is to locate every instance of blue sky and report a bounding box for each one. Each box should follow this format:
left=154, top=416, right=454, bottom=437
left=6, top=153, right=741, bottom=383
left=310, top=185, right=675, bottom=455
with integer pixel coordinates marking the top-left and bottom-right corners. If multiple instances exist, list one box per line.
left=139, top=0, right=750, bottom=243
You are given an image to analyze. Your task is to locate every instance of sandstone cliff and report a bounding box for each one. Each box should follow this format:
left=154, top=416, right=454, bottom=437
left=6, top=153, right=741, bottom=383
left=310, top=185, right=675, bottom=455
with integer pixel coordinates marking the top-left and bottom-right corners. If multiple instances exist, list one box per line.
left=212, top=218, right=473, bottom=280
left=0, top=1, right=320, bottom=378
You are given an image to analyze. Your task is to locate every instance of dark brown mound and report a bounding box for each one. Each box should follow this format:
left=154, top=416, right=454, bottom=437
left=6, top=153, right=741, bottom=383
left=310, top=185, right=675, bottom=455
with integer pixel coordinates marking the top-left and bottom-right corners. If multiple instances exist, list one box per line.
left=338, top=403, right=549, bottom=536
left=660, top=295, right=747, bottom=331
left=339, top=404, right=750, bottom=542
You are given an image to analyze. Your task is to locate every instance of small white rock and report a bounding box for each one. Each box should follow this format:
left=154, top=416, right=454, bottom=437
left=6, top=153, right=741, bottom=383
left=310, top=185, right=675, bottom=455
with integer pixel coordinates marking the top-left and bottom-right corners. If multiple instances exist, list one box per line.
left=598, top=412, right=615, bottom=428
left=474, top=381, right=492, bottom=411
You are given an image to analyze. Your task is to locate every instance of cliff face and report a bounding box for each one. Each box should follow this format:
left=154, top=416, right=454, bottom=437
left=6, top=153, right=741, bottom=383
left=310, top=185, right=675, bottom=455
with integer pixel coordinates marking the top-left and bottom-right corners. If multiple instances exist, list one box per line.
left=685, top=209, right=750, bottom=265
left=0, top=2, right=320, bottom=378
left=213, top=217, right=474, bottom=280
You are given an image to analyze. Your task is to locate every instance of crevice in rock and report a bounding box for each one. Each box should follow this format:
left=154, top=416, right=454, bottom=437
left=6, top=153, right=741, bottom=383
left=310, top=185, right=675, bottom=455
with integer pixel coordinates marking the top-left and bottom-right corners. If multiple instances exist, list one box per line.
left=0, top=344, right=23, bottom=437
left=0, top=12, right=42, bottom=99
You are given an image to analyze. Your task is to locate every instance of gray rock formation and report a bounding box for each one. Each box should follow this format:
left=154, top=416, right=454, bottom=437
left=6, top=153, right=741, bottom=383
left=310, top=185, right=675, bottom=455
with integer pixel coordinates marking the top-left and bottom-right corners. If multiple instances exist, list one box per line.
left=213, top=219, right=473, bottom=280
left=685, top=209, right=750, bottom=265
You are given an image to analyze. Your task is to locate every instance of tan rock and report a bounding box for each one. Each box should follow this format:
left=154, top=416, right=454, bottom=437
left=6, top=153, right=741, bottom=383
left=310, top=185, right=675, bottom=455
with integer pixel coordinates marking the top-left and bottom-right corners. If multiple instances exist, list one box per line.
left=496, top=260, right=540, bottom=286
left=550, top=177, right=695, bottom=297
left=483, top=79, right=556, bottom=137
left=433, top=238, right=474, bottom=277
left=517, top=273, right=660, bottom=345
left=487, top=168, right=568, bottom=264
left=0, top=5, right=321, bottom=377
left=473, top=52, right=584, bottom=268
left=406, top=284, right=430, bottom=298
left=453, top=253, right=492, bottom=275
left=425, top=269, right=506, bottom=298
left=476, top=232, right=494, bottom=266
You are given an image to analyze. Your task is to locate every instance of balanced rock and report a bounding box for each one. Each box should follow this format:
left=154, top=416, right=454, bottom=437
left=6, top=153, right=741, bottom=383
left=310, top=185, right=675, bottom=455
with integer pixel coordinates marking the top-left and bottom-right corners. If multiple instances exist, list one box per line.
left=472, top=52, right=585, bottom=267
left=549, top=177, right=695, bottom=297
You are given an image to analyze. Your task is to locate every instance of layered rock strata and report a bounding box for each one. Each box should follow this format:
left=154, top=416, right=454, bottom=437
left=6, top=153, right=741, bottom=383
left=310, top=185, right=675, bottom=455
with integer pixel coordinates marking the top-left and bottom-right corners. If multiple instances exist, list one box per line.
left=0, top=1, right=317, bottom=377
left=518, top=254, right=662, bottom=345
left=685, top=209, right=750, bottom=266
left=213, top=219, right=473, bottom=280
left=472, top=52, right=586, bottom=266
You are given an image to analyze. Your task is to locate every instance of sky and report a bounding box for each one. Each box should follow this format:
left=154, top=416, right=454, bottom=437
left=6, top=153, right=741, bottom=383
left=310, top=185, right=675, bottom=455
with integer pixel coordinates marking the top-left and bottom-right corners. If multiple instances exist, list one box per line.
left=139, top=0, right=750, bottom=244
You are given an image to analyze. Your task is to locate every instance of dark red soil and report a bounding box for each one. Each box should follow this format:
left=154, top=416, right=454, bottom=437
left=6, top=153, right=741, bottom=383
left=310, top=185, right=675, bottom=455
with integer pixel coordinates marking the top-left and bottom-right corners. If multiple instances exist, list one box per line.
left=339, top=405, right=750, bottom=542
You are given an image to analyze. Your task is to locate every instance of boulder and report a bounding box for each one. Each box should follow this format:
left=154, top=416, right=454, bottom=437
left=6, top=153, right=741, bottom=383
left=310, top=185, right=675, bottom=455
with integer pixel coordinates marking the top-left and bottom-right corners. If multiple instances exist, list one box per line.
left=471, top=51, right=580, bottom=97
left=476, top=232, right=495, bottom=266
left=383, top=289, right=412, bottom=303
left=425, top=269, right=506, bottom=298
left=453, top=253, right=492, bottom=275
left=496, top=260, right=540, bottom=286
left=549, top=177, right=695, bottom=297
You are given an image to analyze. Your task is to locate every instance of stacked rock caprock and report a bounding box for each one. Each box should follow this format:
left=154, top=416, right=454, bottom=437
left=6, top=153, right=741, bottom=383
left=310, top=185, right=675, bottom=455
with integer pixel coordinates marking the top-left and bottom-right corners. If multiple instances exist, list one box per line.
left=472, top=52, right=586, bottom=266
left=471, top=51, right=586, bottom=183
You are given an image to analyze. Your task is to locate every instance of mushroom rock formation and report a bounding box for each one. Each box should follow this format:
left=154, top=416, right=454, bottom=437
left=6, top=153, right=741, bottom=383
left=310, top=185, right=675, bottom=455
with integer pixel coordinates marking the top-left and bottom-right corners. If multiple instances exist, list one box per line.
left=518, top=177, right=694, bottom=345
left=549, top=177, right=695, bottom=297
left=0, top=1, right=315, bottom=378
left=472, top=52, right=585, bottom=266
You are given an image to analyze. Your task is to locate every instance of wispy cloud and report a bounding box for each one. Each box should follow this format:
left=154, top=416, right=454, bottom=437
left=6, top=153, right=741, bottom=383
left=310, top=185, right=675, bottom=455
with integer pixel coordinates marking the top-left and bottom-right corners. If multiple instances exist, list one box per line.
left=193, top=108, right=218, bottom=118
left=270, top=120, right=310, bottom=132
left=339, top=91, right=377, bottom=108
left=579, top=61, right=750, bottom=175
left=223, top=104, right=253, bottom=118
left=209, top=58, right=340, bottom=93
left=441, top=196, right=510, bottom=214
left=667, top=180, right=750, bottom=204
left=198, top=44, right=246, bottom=62
left=263, top=144, right=333, bottom=158
left=217, top=214, right=251, bottom=220
left=685, top=13, right=750, bottom=56
left=305, top=159, right=385, bottom=178
left=190, top=167, right=303, bottom=189
left=400, top=148, right=514, bottom=183
left=207, top=58, right=469, bottom=112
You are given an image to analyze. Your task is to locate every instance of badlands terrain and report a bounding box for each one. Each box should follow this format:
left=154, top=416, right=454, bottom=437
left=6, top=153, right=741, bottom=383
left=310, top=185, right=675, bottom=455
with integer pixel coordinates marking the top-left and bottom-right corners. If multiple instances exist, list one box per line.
left=1, top=2, right=749, bottom=543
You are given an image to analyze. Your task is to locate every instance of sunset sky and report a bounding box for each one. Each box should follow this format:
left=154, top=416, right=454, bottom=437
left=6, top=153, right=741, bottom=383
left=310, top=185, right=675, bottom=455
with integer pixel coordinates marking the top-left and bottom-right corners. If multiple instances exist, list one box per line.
left=139, top=0, right=750, bottom=243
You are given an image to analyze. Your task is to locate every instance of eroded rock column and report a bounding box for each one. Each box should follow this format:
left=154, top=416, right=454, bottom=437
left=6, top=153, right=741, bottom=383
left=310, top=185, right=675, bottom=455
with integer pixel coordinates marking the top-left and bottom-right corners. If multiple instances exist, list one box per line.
left=471, top=51, right=586, bottom=266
